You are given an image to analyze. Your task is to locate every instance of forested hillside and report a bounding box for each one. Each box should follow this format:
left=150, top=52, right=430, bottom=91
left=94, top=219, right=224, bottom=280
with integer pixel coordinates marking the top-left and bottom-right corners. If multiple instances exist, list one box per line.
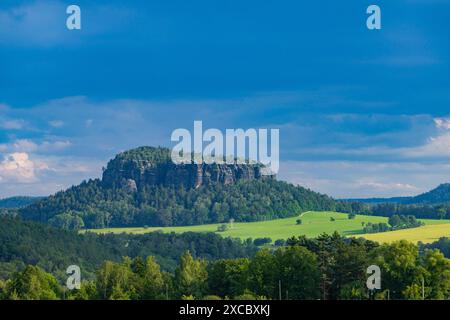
left=406, top=183, right=450, bottom=204
left=0, top=216, right=257, bottom=280
left=19, top=146, right=360, bottom=229
left=346, top=183, right=450, bottom=220
left=351, top=183, right=450, bottom=205
left=0, top=196, right=43, bottom=208
left=3, top=233, right=450, bottom=300
left=370, top=202, right=450, bottom=220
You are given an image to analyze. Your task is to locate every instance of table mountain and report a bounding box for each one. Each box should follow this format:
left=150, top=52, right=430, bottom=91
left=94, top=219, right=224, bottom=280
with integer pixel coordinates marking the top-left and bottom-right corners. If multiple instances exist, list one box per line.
left=102, top=146, right=272, bottom=191
left=19, top=146, right=353, bottom=230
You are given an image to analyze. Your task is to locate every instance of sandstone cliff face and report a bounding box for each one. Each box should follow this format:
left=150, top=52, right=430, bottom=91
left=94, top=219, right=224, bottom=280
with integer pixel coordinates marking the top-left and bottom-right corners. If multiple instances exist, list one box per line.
left=101, top=148, right=273, bottom=191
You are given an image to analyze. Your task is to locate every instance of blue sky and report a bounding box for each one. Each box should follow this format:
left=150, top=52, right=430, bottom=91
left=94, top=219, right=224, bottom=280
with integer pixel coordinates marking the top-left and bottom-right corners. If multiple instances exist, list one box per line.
left=1, top=0, right=450, bottom=198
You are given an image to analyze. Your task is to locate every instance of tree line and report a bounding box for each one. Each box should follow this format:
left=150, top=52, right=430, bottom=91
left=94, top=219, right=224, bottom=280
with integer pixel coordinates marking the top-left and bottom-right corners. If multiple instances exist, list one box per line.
left=369, top=202, right=450, bottom=220
left=363, top=214, right=423, bottom=234
left=0, top=216, right=257, bottom=281
left=2, top=233, right=450, bottom=300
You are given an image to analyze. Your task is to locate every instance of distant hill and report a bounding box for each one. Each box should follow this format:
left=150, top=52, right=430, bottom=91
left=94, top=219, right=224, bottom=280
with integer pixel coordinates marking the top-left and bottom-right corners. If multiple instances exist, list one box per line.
left=405, top=184, right=450, bottom=204
left=0, top=196, right=44, bottom=208
left=344, top=197, right=410, bottom=204
left=19, top=146, right=354, bottom=230
left=347, top=183, right=450, bottom=205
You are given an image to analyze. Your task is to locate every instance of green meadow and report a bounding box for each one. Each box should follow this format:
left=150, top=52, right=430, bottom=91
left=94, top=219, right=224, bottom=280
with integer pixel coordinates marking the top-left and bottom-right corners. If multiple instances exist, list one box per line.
left=363, top=223, right=450, bottom=244
left=85, top=211, right=450, bottom=243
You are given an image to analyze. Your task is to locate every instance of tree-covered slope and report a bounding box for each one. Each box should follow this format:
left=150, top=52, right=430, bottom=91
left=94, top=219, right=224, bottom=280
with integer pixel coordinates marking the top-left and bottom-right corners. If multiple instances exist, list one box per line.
left=0, top=216, right=257, bottom=280
left=0, top=196, right=44, bottom=208
left=405, top=183, right=450, bottom=204
left=20, top=146, right=355, bottom=229
left=348, top=183, right=450, bottom=205
left=349, top=184, right=450, bottom=220
left=20, top=178, right=349, bottom=229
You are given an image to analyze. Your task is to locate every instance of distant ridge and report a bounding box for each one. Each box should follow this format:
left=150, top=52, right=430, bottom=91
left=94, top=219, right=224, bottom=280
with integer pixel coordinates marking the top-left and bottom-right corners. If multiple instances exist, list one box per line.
left=0, top=196, right=44, bottom=208
left=406, top=183, right=450, bottom=204
left=343, top=196, right=411, bottom=204
left=345, top=183, right=450, bottom=205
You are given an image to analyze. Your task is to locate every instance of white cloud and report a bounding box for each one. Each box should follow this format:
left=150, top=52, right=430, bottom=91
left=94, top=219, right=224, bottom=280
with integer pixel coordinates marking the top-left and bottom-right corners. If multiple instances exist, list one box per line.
left=13, top=139, right=38, bottom=152
left=41, top=140, right=72, bottom=151
left=2, top=95, right=450, bottom=198
left=0, top=152, right=47, bottom=183
left=404, top=132, right=450, bottom=157
left=396, top=118, right=450, bottom=158
left=39, top=156, right=103, bottom=175
left=278, top=160, right=448, bottom=199
left=280, top=115, right=450, bottom=161
left=1, top=119, right=26, bottom=130
left=354, top=180, right=418, bottom=193
left=3, top=139, right=71, bottom=153
left=434, top=117, right=450, bottom=130
left=0, top=151, right=101, bottom=197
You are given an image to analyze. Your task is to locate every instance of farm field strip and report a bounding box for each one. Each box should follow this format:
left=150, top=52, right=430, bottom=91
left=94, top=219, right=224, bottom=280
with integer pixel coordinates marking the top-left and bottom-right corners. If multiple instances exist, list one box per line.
left=85, top=211, right=450, bottom=243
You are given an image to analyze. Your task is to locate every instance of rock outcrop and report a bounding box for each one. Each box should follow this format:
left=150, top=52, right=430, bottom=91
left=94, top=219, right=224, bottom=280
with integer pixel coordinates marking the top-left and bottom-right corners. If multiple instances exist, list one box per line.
left=101, top=147, right=274, bottom=191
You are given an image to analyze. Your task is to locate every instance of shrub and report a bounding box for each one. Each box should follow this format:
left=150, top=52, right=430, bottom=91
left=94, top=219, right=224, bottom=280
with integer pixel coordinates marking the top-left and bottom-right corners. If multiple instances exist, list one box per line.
left=253, top=238, right=272, bottom=246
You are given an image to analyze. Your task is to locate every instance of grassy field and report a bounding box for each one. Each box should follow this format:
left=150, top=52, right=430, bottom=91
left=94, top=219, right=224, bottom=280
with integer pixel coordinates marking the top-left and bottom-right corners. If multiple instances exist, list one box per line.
left=362, top=223, right=450, bottom=244
left=85, top=211, right=450, bottom=243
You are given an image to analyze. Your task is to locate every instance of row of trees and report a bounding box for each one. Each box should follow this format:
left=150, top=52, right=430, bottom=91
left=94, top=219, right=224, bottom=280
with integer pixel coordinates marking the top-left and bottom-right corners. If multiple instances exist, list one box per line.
left=363, top=215, right=423, bottom=234
left=3, top=233, right=450, bottom=300
left=388, top=214, right=423, bottom=229
left=363, top=222, right=391, bottom=234
left=0, top=216, right=257, bottom=281
left=370, top=202, right=450, bottom=220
